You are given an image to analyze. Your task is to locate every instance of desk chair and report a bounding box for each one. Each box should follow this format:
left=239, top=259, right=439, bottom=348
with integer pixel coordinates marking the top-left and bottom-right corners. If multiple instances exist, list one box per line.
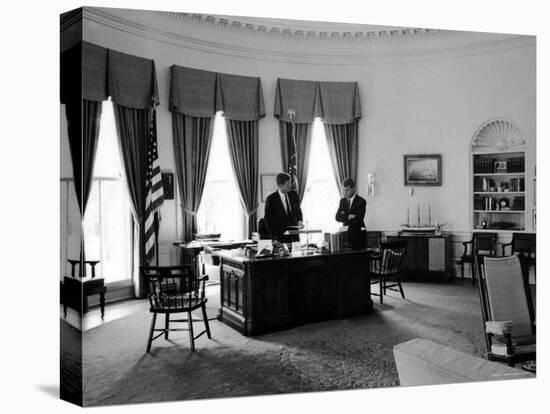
left=370, top=240, right=407, bottom=304
left=140, top=265, right=211, bottom=352
left=460, top=232, right=497, bottom=285
left=474, top=254, right=536, bottom=366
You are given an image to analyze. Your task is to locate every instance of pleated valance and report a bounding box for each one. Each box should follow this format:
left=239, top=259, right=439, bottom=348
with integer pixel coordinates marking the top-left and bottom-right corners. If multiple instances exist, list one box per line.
left=274, top=78, right=319, bottom=123
left=170, top=65, right=265, bottom=121
left=317, top=81, right=361, bottom=124
left=216, top=73, right=265, bottom=121
left=61, top=42, right=108, bottom=104
left=108, top=49, right=159, bottom=109
left=60, top=41, right=159, bottom=109
left=169, top=66, right=218, bottom=117
left=274, top=78, right=361, bottom=124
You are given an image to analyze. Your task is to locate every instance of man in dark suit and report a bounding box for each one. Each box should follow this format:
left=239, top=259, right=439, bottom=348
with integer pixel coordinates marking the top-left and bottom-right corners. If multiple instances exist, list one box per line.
left=335, top=177, right=367, bottom=250
left=264, top=173, right=304, bottom=243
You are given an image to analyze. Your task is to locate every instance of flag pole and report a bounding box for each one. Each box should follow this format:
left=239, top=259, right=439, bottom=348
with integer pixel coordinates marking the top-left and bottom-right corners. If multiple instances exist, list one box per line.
left=154, top=212, right=159, bottom=267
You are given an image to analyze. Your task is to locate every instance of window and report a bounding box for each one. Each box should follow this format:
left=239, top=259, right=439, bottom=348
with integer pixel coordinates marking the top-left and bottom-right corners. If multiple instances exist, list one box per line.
left=60, top=102, right=132, bottom=283
left=196, top=113, right=245, bottom=240
left=301, top=119, right=342, bottom=243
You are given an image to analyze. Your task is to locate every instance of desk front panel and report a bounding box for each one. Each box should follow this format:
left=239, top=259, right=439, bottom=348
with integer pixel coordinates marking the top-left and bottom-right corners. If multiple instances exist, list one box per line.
left=218, top=250, right=372, bottom=335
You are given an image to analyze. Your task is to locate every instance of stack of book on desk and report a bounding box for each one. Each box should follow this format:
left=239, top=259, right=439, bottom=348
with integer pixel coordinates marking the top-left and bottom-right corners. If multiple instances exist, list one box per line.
left=325, top=231, right=346, bottom=253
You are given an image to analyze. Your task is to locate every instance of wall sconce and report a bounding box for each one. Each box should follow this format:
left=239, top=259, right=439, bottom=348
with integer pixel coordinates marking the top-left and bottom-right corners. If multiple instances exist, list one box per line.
left=367, top=172, right=376, bottom=196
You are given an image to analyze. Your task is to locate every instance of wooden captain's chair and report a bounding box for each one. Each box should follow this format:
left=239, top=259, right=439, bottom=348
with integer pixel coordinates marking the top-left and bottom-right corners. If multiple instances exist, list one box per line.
left=370, top=240, right=407, bottom=304
left=366, top=231, right=382, bottom=251
left=502, top=232, right=536, bottom=280
left=140, top=265, right=211, bottom=352
left=460, top=232, right=497, bottom=285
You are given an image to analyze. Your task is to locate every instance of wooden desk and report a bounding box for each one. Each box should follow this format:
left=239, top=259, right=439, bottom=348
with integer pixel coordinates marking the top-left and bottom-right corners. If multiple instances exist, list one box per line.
left=215, top=249, right=372, bottom=336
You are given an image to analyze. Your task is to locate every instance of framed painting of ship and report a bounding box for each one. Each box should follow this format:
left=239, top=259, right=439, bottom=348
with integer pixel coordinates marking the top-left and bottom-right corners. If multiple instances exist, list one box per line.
left=404, top=154, right=442, bottom=186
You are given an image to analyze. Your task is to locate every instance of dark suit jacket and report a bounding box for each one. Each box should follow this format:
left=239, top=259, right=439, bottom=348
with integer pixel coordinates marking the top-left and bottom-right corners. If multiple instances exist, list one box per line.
left=264, top=190, right=303, bottom=242
left=335, top=195, right=367, bottom=249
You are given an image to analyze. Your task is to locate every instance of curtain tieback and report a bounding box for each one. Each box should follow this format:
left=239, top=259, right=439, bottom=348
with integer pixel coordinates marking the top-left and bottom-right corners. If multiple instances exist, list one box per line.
left=183, top=207, right=197, bottom=216
left=246, top=206, right=258, bottom=217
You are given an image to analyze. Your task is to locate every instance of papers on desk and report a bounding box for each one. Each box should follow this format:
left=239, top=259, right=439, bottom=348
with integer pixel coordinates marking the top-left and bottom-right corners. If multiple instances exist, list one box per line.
left=256, top=240, right=273, bottom=258
left=284, top=228, right=323, bottom=235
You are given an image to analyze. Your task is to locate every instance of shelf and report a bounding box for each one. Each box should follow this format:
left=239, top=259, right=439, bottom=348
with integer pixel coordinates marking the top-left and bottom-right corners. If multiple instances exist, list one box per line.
left=473, top=210, right=525, bottom=213
left=472, top=150, right=525, bottom=155
left=473, top=192, right=524, bottom=195
left=472, top=150, right=527, bottom=232
left=473, top=173, right=525, bottom=176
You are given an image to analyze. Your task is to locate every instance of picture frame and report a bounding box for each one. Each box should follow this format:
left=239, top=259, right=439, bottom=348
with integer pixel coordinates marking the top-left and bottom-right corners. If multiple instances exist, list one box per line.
left=403, top=154, right=442, bottom=186
left=261, top=174, right=278, bottom=202
left=161, top=171, right=175, bottom=200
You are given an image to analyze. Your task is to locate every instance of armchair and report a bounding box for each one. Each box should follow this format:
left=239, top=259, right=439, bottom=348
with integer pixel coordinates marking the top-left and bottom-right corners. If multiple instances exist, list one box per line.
left=460, top=232, right=497, bottom=284
left=473, top=254, right=535, bottom=366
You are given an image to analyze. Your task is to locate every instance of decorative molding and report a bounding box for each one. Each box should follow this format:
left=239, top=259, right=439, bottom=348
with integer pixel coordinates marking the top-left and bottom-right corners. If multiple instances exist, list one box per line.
left=472, top=118, right=525, bottom=151
left=157, top=11, right=442, bottom=41
left=81, top=8, right=535, bottom=66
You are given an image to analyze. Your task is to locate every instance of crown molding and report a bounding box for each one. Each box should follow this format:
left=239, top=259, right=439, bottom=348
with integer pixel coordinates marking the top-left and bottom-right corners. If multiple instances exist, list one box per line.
left=82, top=8, right=535, bottom=65
left=156, top=11, right=442, bottom=41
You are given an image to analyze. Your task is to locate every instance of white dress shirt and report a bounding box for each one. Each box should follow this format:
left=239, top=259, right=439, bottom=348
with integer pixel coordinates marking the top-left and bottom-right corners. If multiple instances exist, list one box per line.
left=347, top=194, right=356, bottom=209
left=278, top=189, right=290, bottom=214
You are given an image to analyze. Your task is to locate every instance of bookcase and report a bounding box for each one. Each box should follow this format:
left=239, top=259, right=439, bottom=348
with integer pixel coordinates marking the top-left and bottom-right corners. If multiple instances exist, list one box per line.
left=472, top=151, right=525, bottom=231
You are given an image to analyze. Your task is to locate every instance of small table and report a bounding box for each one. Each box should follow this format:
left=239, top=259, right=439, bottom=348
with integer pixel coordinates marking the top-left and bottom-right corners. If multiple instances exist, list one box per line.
left=63, top=277, right=107, bottom=319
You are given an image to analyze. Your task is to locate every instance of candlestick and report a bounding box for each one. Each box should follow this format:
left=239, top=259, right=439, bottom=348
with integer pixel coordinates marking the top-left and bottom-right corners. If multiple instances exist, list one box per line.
left=417, top=204, right=420, bottom=227
left=428, top=204, right=431, bottom=226
left=407, top=206, right=410, bottom=227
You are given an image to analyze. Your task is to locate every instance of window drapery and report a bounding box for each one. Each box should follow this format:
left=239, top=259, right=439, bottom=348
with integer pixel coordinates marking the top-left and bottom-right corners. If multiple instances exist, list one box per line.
left=274, top=78, right=361, bottom=198
left=112, top=105, right=152, bottom=298
left=170, top=65, right=264, bottom=242
left=171, top=113, right=214, bottom=243
left=324, top=121, right=360, bottom=189
left=60, top=41, right=159, bottom=295
left=225, top=119, right=260, bottom=237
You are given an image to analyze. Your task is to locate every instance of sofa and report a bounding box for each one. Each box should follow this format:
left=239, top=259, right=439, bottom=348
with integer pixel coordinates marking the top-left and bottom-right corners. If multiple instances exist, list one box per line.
left=393, top=338, right=534, bottom=386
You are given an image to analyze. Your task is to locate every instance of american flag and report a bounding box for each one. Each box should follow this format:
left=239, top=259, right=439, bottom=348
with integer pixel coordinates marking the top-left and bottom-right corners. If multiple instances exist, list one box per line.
left=288, top=135, right=299, bottom=191
left=286, top=109, right=299, bottom=191
left=144, top=108, right=164, bottom=263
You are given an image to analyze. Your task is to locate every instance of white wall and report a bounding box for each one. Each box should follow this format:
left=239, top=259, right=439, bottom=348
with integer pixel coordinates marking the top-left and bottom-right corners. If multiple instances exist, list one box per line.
left=75, top=9, right=535, bottom=264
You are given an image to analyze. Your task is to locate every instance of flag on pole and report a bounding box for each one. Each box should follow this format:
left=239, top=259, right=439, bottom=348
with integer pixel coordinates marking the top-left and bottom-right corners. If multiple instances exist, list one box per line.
left=144, top=108, right=164, bottom=263
left=288, top=131, right=299, bottom=191
left=286, top=108, right=299, bottom=191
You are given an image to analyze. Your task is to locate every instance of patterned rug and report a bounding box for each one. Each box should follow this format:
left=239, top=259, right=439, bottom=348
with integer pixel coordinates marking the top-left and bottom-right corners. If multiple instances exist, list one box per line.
left=73, top=281, right=486, bottom=406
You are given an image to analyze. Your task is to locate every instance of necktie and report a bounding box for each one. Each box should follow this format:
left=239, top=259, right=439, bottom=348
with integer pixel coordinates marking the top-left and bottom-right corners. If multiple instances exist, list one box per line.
left=285, top=194, right=291, bottom=216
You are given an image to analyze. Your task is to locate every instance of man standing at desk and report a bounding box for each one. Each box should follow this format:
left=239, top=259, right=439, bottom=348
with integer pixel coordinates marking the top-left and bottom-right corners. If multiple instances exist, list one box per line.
left=335, top=177, right=367, bottom=249
left=264, top=172, right=303, bottom=243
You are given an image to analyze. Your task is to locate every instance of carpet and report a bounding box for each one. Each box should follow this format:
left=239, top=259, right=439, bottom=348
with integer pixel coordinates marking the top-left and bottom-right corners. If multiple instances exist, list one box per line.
left=79, top=282, right=487, bottom=406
